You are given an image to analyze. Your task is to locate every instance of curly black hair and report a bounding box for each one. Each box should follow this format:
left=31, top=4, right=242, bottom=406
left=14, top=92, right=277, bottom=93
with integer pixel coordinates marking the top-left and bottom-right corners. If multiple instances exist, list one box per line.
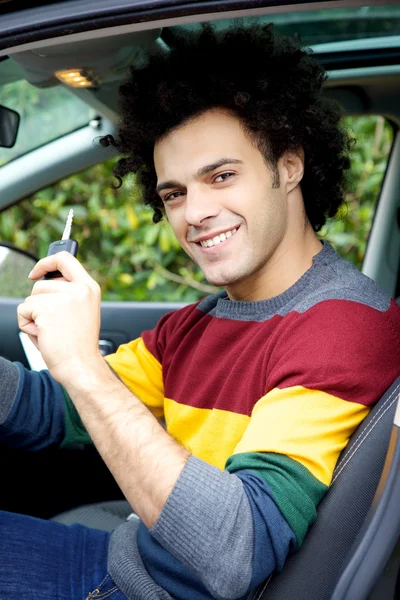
left=100, top=23, right=353, bottom=231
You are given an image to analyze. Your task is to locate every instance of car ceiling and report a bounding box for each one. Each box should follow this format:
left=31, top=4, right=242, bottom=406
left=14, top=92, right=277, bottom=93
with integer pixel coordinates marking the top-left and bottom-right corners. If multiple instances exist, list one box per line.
left=2, top=4, right=400, bottom=124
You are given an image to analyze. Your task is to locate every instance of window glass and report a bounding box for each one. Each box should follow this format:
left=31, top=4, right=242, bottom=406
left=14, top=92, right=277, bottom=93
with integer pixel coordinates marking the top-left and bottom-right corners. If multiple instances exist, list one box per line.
left=0, top=116, right=393, bottom=301
left=168, top=5, right=400, bottom=48
left=0, top=59, right=96, bottom=166
left=0, top=246, right=35, bottom=297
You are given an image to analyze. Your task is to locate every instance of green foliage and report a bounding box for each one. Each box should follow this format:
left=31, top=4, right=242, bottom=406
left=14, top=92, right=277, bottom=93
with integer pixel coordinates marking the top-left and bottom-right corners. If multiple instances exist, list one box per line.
left=0, top=160, right=218, bottom=301
left=0, top=116, right=393, bottom=301
left=321, top=116, right=393, bottom=265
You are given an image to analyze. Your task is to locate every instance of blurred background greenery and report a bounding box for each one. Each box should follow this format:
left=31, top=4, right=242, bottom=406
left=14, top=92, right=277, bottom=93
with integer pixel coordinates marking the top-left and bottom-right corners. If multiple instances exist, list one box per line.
left=0, top=114, right=393, bottom=302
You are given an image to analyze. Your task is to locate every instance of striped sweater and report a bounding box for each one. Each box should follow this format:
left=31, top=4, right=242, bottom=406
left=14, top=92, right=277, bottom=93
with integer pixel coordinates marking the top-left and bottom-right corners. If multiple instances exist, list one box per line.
left=82, top=243, right=400, bottom=598
left=2, top=242, right=400, bottom=599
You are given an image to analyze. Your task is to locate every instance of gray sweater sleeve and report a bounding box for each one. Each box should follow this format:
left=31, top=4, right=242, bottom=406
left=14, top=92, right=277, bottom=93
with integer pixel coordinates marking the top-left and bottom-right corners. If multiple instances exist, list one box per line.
left=0, top=357, right=65, bottom=449
left=0, top=357, right=20, bottom=424
left=150, top=455, right=254, bottom=599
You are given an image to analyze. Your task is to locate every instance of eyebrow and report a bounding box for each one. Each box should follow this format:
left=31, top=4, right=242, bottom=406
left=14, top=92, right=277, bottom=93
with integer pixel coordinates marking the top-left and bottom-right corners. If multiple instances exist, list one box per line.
left=155, top=158, right=243, bottom=195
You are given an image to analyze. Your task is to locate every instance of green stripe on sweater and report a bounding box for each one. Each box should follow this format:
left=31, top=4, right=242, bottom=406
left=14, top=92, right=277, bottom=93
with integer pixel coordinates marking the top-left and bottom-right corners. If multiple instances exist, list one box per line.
left=60, top=388, right=92, bottom=448
left=225, top=452, right=328, bottom=546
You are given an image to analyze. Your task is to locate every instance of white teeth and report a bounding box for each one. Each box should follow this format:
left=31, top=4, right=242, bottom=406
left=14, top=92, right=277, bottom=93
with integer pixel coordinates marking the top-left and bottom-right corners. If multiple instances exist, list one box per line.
left=199, top=227, right=238, bottom=248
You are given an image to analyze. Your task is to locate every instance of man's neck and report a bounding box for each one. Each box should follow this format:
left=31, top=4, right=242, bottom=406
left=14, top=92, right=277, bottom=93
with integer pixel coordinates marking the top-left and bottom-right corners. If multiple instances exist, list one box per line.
left=226, top=232, right=323, bottom=302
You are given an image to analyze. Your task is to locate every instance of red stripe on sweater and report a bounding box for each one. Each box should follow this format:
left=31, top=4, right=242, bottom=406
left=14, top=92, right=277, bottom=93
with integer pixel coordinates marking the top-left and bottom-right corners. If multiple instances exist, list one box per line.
left=143, top=298, right=400, bottom=415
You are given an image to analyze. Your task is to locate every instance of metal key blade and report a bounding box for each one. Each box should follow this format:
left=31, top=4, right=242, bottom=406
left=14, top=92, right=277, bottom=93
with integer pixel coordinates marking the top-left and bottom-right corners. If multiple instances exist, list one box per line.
left=61, top=209, right=74, bottom=240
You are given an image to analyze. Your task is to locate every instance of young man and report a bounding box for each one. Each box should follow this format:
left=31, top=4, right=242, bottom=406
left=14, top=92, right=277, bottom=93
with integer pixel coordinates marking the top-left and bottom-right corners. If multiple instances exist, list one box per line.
left=1, top=23, right=400, bottom=600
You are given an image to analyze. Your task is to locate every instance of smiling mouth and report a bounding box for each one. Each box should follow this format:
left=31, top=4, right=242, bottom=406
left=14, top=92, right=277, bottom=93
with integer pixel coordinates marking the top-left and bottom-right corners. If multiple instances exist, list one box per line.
left=195, top=227, right=239, bottom=248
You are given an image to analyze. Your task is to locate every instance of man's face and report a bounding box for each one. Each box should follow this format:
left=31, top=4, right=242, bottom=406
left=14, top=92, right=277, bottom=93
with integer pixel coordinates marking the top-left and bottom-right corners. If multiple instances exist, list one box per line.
left=154, top=109, right=298, bottom=298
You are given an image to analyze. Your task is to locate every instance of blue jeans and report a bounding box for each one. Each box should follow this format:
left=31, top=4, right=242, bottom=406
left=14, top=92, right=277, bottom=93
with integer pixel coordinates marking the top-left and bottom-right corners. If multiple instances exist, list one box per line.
left=0, top=510, right=128, bottom=599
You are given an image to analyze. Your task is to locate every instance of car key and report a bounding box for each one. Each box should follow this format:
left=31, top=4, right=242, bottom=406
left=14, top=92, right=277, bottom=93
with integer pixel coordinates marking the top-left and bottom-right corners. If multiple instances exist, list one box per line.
left=44, top=209, right=79, bottom=279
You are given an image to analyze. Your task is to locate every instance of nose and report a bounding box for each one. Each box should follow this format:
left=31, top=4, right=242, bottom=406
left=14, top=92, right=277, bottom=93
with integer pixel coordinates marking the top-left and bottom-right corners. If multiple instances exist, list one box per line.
left=184, top=186, right=220, bottom=227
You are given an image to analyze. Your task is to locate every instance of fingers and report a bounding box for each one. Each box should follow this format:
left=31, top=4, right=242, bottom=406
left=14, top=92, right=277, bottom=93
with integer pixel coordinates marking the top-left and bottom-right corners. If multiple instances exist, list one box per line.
left=30, top=280, right=100, bottom=309
left=28, top=333, right=40, bottom=350
left=19, top=279, right=100, bottom=335
left=17, top=298, right=38, bottom=337
left=30, top=279, right=72, bottom=296
left=18, top=292, right=61, bottom=333
left=20, top=321, right=39, bottom=337
left=28, top=252, right=95, bottom=287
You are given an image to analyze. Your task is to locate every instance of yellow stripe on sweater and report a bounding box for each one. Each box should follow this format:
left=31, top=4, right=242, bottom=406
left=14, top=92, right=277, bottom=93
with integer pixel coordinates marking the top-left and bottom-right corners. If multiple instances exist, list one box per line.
left=164, top=398, right=250, bottom=469
left=105, top=338, right=164, bottom=419
left=234, top=386, right=370, bottom=485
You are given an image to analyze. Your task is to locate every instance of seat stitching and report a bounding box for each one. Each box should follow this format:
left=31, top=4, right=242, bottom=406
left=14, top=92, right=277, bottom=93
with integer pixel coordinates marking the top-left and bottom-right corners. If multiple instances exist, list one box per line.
left=332, top=390, right=398, bottom=485
left=332, top=383, right=400, bottom=479
left=331, top=384, right=400, bottom=485
left=253, top=574, right=272, bottom=600
left=335, top=384, right=400, bottom=459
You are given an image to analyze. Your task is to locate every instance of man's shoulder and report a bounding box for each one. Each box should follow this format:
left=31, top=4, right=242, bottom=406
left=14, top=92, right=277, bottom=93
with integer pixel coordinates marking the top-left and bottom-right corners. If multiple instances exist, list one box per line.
left=279, top=252, right=400, bottom=365
left=268, top=256, right=400, bottom=403
left=293, top=250, right=394, bottom=317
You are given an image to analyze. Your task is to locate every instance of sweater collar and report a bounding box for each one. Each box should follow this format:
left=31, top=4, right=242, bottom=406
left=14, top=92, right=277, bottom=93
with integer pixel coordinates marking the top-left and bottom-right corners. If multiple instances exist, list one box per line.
left=215, top=241, right=338, bottom=318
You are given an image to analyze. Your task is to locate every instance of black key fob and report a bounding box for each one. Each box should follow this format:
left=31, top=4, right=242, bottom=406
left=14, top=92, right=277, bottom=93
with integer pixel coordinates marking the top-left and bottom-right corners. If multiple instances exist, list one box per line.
left=44, top=239, right=79, bottom=280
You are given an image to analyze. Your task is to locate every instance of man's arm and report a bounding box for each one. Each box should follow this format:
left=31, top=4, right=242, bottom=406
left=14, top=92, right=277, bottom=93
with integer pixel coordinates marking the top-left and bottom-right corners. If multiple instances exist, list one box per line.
left=0, top=357, right=20, bottom=426
left=0, top=356, right=65, bottom=449
left=64, top=357, right=296, bottom=599
left=15, top=250, right=188, bottom=526
left=65, top=356, right=189, bottom=528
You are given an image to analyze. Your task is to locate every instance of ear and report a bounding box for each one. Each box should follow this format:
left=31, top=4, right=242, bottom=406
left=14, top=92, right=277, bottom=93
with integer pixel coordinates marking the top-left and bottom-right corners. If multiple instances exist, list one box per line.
left=281, top=147, right=304, bottom=194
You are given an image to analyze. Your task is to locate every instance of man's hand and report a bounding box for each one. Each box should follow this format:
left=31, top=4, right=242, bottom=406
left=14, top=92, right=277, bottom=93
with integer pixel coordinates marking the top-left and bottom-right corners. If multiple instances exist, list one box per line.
left=18, top=251, right=190, bottom=529
left=17, top=251, right=103, bottom=384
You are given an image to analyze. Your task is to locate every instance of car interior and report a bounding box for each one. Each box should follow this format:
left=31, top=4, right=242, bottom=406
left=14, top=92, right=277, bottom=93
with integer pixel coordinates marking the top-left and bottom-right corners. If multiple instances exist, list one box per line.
left=0, top=1, right=400, bottom=599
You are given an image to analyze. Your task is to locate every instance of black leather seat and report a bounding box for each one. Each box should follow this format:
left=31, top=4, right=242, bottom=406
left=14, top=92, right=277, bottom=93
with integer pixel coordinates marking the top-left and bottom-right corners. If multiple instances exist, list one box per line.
left=254, top=376, right=400, bottom=600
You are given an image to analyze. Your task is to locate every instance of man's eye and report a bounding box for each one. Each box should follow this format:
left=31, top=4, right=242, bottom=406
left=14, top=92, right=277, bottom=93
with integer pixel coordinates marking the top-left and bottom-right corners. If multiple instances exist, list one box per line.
left=214, top=172, right=234, bottom=183
left=164, top=191, right=183, bottom=202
